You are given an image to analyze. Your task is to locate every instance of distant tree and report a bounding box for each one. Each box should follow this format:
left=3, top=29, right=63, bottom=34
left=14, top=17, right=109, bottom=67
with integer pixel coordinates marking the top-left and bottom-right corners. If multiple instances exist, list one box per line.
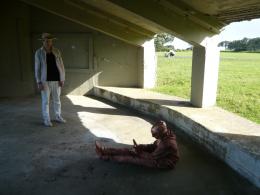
left=218, top=41, right=230, bottom=49
left=247, top=37, right=260, bottom=51
left=154, top=33, right=175, bottom=51
left=228, top=38, right=248, bottom=51
left=219, top=37, right=260, bottom=52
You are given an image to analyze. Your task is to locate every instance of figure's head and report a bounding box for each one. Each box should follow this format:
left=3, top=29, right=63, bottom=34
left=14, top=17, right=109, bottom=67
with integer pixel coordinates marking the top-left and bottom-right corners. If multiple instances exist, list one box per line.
left=40, top=33, right=56, bottom=50
left=151, top=120, right=168, bottom=139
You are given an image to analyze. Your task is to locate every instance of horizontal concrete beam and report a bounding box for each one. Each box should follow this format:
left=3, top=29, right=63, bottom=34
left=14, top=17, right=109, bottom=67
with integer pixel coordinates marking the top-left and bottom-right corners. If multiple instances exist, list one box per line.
left=20, top=0, right=152, bottom=46
left=107, top=0, right=223, bottom=45
left=159, top=0, right=226, bottom=31
left=80, top=0, right=160, bottom=35
left=79, top=0, right=156, bottom=38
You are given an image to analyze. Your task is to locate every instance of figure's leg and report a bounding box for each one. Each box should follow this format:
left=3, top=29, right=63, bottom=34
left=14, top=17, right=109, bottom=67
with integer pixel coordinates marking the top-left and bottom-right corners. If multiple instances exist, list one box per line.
left=95, top=141, right=135, bottom=157
left=95, top=141, right=105, bottom=157
left=51, top=81, right=61, bottom=117
left=108, top=155, right=158, bottom=168
left=41, top=83, right=52, bottom=126
left=50, top=81, right=66, bottom=123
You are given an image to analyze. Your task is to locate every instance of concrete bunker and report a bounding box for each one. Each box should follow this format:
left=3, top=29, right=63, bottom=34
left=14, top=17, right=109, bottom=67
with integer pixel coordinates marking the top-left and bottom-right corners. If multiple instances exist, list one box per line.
left=1, top=0, right=260, bottom=190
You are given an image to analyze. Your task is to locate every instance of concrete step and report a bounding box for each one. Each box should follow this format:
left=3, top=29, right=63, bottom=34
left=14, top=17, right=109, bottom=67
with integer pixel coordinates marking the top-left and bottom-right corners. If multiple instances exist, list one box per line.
left=94, top=86, right=260, bottom=188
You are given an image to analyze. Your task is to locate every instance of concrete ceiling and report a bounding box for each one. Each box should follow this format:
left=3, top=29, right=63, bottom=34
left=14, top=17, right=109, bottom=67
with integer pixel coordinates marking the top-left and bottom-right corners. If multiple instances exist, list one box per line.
left=171, top=0, right=260, bottom=23
left=21, top=0, right=260, bottom=46
left=80, top=0, right=260, bottom=44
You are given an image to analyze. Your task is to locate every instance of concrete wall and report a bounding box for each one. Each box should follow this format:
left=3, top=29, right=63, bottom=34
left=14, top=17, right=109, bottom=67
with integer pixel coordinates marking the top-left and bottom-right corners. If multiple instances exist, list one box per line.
left=93, top=34, right=140, bottom=87
left=0, top=1, right=143, bottom=97
left=0, top=1, right=34, bottom=97
left=31, top=6, right=142, bottom=94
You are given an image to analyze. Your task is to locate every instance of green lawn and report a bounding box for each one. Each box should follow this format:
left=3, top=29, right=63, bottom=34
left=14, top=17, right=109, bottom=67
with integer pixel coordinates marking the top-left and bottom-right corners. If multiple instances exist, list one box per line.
left=152, top=51, right=260, bottom=124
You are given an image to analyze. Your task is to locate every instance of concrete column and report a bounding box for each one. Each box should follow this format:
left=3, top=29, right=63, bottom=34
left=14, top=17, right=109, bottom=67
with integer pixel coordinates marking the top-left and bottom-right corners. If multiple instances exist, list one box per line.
left=191, top=35, right=220, bottom=107
left=141, top=39, right=157, bottom=88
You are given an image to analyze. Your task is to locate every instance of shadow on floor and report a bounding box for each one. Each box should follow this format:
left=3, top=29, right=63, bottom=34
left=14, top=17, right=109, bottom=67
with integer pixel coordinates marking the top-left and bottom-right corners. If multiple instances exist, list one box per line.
left=0, top=95, right=259, bottom=195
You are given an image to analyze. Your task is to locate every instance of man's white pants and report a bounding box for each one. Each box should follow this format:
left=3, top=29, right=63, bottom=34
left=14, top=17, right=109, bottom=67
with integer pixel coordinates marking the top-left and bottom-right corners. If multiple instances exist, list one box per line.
left=41, top=81, right=61, bottom=122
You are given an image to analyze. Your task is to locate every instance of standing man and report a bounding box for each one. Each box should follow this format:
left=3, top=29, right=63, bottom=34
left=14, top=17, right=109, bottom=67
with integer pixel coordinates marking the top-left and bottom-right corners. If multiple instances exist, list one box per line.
left=35, top=33, right=66, bottom=127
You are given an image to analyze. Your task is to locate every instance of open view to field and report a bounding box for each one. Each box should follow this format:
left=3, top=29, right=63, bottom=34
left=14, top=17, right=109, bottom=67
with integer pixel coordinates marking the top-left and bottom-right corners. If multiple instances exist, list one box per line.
left=153, top=51, right=260, bottom=124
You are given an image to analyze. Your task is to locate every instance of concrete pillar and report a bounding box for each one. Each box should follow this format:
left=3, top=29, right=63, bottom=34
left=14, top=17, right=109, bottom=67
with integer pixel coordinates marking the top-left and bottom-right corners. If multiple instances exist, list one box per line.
left=141, top=39, right=157, bottom=88
left=191, top=35, right=220, bottom=107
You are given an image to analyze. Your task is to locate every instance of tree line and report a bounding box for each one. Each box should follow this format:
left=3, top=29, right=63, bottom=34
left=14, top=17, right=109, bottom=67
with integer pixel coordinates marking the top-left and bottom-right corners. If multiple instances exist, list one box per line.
left=155, top=33, right=260, bottom=52
left=218, top=37, right=260, bottom=51
left=154, top=33, right=175, bottom=51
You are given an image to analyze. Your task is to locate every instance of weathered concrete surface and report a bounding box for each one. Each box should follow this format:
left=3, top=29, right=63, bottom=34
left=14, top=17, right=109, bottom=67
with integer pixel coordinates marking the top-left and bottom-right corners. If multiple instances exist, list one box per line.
left=1, top=1, right=155, bottom=98
left=94, top=86, right=260, bottom=188
left=191, top=35, right=220, bottom=107
left=0, top=95, right=259, bottom=195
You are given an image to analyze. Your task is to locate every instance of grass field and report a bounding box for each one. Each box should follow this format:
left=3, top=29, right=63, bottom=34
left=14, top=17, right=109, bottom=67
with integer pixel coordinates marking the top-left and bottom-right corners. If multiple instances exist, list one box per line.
left=153, top=51, right=260, bottom=124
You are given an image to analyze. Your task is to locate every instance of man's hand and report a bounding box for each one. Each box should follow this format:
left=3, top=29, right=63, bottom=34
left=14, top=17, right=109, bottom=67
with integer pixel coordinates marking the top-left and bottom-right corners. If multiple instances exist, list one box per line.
left=59, top=81, right=65, bottom=87
left=37, top=82, right=44, bottom=91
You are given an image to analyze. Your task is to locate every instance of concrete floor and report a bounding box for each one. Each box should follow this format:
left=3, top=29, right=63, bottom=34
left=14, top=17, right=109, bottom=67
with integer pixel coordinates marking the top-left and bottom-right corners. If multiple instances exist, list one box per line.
left=0, top=95, right=259, bottom=195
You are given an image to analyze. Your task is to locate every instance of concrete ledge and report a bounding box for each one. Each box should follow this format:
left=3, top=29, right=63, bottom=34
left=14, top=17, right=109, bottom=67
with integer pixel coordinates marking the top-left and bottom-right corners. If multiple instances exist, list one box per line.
left=93, top=86, right=260, bottom=188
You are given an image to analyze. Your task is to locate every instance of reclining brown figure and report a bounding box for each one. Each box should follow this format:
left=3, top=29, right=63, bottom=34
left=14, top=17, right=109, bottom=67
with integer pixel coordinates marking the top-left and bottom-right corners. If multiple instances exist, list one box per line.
left=95, top=120, right=179, bottom=169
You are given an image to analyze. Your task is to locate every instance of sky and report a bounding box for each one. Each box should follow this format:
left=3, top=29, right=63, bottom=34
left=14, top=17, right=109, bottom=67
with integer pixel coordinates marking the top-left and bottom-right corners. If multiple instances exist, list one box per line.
left=219, top=18, right=260, bottom=42
left=173, top=18, right=260, bottom=49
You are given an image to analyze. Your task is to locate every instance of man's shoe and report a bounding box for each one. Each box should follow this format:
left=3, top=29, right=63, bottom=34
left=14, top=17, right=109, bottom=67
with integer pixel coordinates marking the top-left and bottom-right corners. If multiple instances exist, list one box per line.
left=44, top=120, right=53, bottom=127
left=55, top=116, right=66, bottom=123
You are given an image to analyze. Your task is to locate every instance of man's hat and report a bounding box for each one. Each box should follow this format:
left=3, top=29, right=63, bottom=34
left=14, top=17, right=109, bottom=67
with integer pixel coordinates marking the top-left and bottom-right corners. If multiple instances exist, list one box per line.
left=39, top=33, right=57, bottom=40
